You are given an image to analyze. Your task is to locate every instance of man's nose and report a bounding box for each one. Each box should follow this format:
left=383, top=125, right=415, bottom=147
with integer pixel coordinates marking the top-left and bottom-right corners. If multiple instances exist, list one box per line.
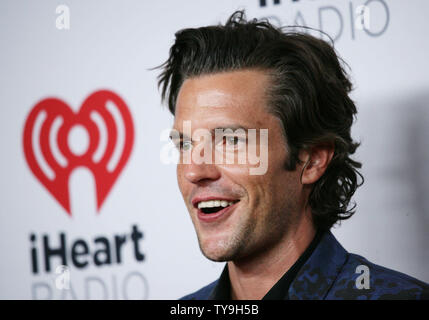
left=183, top=161, right=221, bottom=184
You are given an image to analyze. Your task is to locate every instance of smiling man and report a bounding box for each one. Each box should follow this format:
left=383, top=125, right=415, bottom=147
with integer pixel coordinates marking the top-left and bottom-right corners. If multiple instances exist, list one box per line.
left=156, top=11, right=428, bottom=300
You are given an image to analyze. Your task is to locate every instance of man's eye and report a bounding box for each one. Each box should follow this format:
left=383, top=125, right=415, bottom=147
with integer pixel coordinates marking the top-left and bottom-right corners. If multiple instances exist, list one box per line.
left=224, top=136, right=244, bottom=147
left=225, top=136, right=238, bottom=145
left=173, top=140, right=192, bottom=151
left=180, top=140, right=192, bottom=151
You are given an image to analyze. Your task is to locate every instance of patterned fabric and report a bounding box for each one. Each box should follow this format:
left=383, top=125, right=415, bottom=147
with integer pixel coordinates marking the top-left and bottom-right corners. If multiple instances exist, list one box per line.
left=181, top=231, right=429, bottom=300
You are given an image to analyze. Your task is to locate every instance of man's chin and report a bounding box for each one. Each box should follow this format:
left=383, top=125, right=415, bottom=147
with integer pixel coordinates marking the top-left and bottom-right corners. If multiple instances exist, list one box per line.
left=197, top=238, right=237, bottom=262
left=201, top=252, right=229, bottom=262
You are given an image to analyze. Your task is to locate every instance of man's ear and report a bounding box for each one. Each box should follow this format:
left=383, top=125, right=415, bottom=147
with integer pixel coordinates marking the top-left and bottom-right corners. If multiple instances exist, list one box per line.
left=299, top=143, right=335, bottom=185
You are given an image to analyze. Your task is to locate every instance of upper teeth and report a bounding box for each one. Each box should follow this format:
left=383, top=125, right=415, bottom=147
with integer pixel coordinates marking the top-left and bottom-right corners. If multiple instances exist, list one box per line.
left=198, top=200, right=235, bottom=209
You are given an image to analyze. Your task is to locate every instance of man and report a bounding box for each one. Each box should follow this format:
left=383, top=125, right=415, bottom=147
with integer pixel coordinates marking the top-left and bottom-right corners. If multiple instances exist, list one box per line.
left=156, top=11, right=428, bottom=299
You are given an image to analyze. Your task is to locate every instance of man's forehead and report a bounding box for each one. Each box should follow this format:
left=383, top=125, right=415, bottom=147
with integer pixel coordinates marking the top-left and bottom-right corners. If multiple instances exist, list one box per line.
left=177, top=84, right=247, bottom=112
left=173, top=70, right=273, bottom=134
left=172, top=117, right=258, bottom=133
left=194, top=90, right=238, bottom=109
left=176, top=69, right=270, bottom=111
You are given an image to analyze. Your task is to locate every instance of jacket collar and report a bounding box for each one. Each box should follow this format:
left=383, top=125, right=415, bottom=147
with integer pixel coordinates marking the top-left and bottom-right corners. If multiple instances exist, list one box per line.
left=288, top=231, right=348, bottom=299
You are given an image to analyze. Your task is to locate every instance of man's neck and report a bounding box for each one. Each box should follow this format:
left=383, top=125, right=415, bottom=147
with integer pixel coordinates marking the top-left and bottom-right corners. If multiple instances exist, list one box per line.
left=227, top=209, right=316, bottom=300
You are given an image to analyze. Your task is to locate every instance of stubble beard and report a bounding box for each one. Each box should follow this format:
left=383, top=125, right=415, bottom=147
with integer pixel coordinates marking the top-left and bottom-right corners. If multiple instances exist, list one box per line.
left=195, top=205, right=294, bottom=263
left=195, top=210, right=256, bottom=262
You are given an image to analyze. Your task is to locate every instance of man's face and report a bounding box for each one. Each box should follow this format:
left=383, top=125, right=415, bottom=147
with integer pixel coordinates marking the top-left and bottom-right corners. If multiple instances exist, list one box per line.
left=173, top=69, right=305, bottom=262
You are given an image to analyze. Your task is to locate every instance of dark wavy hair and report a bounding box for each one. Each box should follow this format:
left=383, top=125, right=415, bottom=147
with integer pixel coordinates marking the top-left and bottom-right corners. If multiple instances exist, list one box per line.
left=156, top=10, right=364, bottom=231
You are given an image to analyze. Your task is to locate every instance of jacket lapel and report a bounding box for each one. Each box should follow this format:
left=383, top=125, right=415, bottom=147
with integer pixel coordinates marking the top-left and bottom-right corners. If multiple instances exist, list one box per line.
left=288, top=231, right=348, bottom=299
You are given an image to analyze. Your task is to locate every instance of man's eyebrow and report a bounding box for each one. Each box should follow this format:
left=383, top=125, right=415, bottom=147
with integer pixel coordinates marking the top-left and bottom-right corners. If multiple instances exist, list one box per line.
left=211, top=125, right=250, bottom=133
left=168, top=125, right=250, bottom=141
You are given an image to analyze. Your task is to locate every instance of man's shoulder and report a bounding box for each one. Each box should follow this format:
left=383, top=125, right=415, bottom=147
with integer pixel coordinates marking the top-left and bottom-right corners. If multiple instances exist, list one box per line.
left=179, top=280, right=218, bottom=300
left=177, top=232, right=429, bottom=300
left=328, top=252, right=429, bottom=299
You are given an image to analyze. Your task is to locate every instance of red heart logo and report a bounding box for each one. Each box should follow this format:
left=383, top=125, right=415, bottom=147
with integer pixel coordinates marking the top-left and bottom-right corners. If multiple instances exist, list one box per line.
left=23, top=90, right=134, bottom=216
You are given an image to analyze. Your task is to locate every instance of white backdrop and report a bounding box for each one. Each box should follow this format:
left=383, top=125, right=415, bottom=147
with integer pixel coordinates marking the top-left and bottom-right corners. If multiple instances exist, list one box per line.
left=0, top=0, right=428, bottom=299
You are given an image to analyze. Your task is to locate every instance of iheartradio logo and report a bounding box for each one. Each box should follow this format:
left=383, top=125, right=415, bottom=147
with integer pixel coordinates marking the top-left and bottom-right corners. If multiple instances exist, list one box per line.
left=23, top=90, right=134, bottom=216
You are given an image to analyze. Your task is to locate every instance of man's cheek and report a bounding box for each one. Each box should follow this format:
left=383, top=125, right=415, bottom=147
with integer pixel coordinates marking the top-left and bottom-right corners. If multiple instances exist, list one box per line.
left=176, top=168, right=188, bottom=198
left=218, top=164, right=252, bottom=177
left=220, top=165, right=267, bottom=194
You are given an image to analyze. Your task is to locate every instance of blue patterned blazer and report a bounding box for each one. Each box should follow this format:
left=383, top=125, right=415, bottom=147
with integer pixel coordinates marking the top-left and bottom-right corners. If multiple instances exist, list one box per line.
left=181, top=231, right=428, bottom=300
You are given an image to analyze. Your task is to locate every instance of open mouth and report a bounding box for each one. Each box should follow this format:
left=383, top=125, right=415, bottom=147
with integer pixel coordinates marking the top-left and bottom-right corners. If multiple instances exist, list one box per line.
left=197, top=200, right=239, bottom=214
